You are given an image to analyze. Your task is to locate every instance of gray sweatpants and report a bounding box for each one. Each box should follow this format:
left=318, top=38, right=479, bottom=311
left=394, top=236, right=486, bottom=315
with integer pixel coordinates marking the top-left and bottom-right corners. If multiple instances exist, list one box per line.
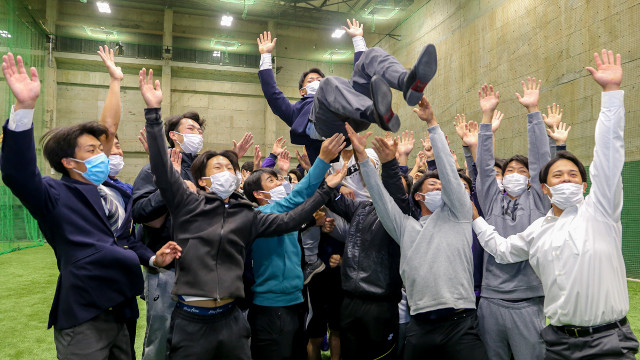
left=477, top=297, right=546, bottom=360
left=142, top=267, right=177, bottom=360
left=310, top=47, right=408, bottom=139
left=541, top=321, right=638, bottom=359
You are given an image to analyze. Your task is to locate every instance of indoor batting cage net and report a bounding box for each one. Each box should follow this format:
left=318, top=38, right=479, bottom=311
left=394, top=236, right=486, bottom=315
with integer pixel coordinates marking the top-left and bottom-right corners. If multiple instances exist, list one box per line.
left=0, top=0, right=47, bottom=254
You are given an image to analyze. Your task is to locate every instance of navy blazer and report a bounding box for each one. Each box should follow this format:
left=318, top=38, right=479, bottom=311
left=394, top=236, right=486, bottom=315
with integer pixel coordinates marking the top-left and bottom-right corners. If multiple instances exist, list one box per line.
left=258, top=51, right=364, bottom=164
left=0, top=121, right=154, bottom=329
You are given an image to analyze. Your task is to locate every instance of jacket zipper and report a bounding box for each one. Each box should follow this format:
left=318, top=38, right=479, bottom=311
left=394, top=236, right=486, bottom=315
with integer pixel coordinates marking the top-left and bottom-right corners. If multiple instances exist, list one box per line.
left=215, top=207, right=225, bottom=301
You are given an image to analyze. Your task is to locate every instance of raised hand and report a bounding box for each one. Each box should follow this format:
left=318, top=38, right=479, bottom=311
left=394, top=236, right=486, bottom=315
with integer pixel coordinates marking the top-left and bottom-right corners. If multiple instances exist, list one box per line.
left=257, top=31, right=277, bottom=54
left=421, top=134, right=434, bottom=161
left=384, top=131, right=394, bottom=146
left=139, top=68, right=162, bottom=108
left=232, top=132, right=254, bottom=158
left=542, top=103, right=563, bottom=129
left=253, top=145, right=262, bottom=170
left=295, top=149, right=311, bottom=171
left=2, top=53, right=40, bottom=110
left=97, top=45, right=123, bottom=81
left=491, top=110, right=504, bottom=133
left=271, top=136, right=287, bottom=157
left=153, top=241, right=182, bottom=267
left=516, top=77, right=541, bottom=113
left=326, top=165, right=348, bottom=188
left=319, top=133, right=346, bottom=163
left=277, top=150, right=291, bottom=173
left=345, top=123, right=372, bottom=160
left=546, top=122, right=572, bottom=145
left=343, top=18, right=364, bottom=38
left=169, top=148, right=182, bottom=173
left=412, top=96, right=437, bottom=126
left=396, top=130, right=415, bottom=157
left=415, top=150, right=427, bottom=169
left=454, top=114, right=468, bottom=143
left=371, top=136, right=398, bottom=164
left=479, top=84, right=500, bottom=118
left=451, top=149, right=459, bottom=168
left=463, top=120, right=479, bottom=148
left=586, top=49, right=622, bottom=92
left=138, top=129, right=149, bottom=154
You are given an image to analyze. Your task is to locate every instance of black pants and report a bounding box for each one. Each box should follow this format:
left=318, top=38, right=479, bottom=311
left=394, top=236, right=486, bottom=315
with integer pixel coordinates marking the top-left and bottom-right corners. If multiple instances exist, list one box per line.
left=248, top=303, right=307, bottom=360
left=541, top=322, right=639, bottom=359
left=340, top=295, right=398, bottom=360
left=166, top=304, right=250, bottom=360
left=404, top=309, right=488, bottom=360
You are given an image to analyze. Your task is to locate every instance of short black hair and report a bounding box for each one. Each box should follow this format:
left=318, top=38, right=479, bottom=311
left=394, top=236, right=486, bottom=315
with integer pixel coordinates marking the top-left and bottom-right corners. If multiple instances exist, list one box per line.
left=494, top=157, right=506, bottom=172
left=400, top=173, right=413, bottom=194
left=411, top=170, right=439, bottom=210
left=539, top=150, right=587, bottom=185
left=191, top=150, right=239, bottom=190
left=288, top=169, right=303, bottom=182
left=244, top=168, right=279, bottom=204
left=164, top=111, right=206, bottom=147
left=41, top=122, right=109, bottom=176
left=241, top=161, right=254, bottom=173
left=298, top=68, right=325, bottom=90
left=502, top=155, right=529, bottom=176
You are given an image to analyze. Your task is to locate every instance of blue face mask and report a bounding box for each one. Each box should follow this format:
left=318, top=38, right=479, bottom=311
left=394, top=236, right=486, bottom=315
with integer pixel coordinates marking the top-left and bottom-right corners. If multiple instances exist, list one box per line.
left=70, top=153, right=110, bottom=185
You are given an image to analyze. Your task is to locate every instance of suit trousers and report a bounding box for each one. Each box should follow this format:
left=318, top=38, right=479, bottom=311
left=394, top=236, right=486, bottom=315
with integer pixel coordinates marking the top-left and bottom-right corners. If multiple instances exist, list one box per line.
left=541, top=322, right=639, bottom=360
left=310, top=47, right=408, bottom=139
left=141, top=267, right=176, bottom=360
left=54, top=311, right=131, bottom=360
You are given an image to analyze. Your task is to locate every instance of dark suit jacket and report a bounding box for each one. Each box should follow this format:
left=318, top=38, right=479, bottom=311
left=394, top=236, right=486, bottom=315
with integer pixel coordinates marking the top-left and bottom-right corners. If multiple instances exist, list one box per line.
left=0, top=121, right=155, bottom=329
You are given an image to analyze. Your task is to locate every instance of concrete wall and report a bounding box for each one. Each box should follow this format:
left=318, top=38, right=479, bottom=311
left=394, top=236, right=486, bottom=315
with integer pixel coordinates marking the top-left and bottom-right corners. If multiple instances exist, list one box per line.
left=370, top=0, right=639, bottom=166
left=53, top=53, right=354, bottom=184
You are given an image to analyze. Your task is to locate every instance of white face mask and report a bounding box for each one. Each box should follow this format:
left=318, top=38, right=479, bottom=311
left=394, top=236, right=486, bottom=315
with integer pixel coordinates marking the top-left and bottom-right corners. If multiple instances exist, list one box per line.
left=546, top=183, right=584, bottom=210
left=108, top=155, right=124, bottom=177
left=304, top=80, right=320, bottom=96
left=496, top=178, right=504, bottom=192
left=502, top=173, right=529, bottom=197
left=175, top=132, right=204, bottom=155
left=419, top=190, right=443, bottom=212
left=261, top=185, right=288, bottom=204
left=201, top=171, right=237, bottom=199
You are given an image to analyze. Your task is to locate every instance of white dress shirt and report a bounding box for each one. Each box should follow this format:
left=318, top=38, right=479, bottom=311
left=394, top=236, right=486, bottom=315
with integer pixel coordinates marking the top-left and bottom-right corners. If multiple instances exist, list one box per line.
left=473, top=90, right=627, bottom=327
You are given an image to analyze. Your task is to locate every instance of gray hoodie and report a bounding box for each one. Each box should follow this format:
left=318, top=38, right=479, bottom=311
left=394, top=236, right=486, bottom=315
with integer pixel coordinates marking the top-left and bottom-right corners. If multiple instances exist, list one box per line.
left=475, top=112, right=550, bottom=299
left=360, top=125, right=476, bottom=315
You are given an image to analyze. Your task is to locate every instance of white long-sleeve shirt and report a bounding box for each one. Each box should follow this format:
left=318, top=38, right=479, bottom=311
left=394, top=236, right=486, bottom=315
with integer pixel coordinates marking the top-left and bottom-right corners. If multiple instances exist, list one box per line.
left=473, top=90, right=627, bottom=327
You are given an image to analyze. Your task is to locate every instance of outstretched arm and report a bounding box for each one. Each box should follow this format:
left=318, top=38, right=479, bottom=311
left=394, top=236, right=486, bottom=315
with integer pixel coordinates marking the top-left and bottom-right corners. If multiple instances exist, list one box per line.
left=346, top=124, right=409, bottom=243
left=97, top=45, right=124, bottom=157
left=344, top=18, right=367, bottom=64
left=472, top=216, right=535, bottom=264
left=414, top=97, right=471, bottom=220
left=139, top=68, right=196, bottom=214
left=257, top=31, right=296, bottom=126
left=584, top=49, right=625, bottom=222
left=1, top=52, right=55, bottom=220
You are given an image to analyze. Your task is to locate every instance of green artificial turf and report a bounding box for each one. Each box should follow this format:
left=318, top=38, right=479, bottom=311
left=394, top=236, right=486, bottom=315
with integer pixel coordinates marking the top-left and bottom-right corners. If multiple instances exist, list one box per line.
left=1, top=245, right=639, bottom=359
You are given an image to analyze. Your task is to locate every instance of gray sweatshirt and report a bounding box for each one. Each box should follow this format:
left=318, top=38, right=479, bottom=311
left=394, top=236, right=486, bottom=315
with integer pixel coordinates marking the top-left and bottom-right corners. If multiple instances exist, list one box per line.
left=361, top=125, right=475, bottom=315
left=476, top=112, right=551, bottom=299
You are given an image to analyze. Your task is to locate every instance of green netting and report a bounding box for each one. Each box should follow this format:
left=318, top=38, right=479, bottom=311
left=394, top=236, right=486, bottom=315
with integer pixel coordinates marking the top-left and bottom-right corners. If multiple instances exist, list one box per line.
left=0, top=0, right=46, bottom=254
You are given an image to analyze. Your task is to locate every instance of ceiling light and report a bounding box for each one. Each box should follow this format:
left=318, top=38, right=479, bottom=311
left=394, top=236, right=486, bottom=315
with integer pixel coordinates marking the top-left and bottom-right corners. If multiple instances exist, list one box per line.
left=213, top=51, right=221, bottom=57
left=221, top=15, right=233, bottom=27
left=96, top=1, right=111, bottom=13
left=0, top=30, right=11, bottom=38
left=331, top=29, right=345, bottom=38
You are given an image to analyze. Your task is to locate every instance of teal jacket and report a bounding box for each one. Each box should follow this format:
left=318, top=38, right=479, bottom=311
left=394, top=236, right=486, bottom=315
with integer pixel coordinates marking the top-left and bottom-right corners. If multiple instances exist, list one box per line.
left=251, top=158, right=331, bottom=306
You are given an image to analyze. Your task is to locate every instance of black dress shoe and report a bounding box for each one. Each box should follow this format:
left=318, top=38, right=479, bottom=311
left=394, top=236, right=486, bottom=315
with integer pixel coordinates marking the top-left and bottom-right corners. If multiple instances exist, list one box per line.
left=403, top=44, right=437, bottom=106
left=370, top=75, right=400, bottom=132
